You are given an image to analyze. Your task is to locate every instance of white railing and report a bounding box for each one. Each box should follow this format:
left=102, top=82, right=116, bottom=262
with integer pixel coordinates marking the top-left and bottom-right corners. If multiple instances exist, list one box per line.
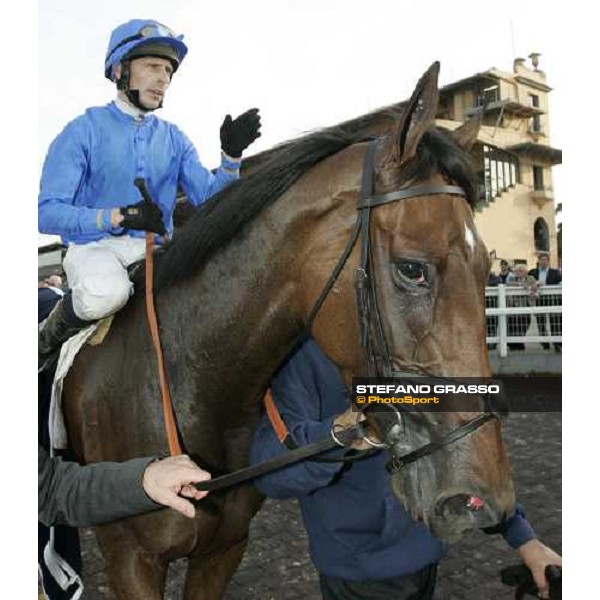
left=485, top=284, right=562, bottom=357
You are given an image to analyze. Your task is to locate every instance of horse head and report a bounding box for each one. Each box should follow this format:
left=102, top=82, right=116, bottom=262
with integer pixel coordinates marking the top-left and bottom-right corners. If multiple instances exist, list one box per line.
left=306, top=62, right=515, bottom=542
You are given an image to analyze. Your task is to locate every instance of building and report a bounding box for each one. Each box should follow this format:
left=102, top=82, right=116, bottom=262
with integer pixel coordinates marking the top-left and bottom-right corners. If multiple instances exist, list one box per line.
left=437, top=53, right=562, bottom=268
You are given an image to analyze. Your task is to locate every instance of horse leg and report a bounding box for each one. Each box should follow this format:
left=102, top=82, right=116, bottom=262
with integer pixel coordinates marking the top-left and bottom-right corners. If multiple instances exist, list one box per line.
left=94, top=525, right=169, bottom=600
left=183, top=537, right=248, bottom=600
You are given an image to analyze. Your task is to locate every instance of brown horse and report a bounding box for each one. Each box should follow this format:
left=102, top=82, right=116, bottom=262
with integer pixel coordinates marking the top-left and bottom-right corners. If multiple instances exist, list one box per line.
left=62, top=62, right=515, bottom=599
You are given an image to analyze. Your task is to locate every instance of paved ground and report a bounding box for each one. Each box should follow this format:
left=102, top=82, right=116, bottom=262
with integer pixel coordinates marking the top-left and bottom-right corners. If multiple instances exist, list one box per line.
left=488, top=346, right=562, bottom=376
left=79, top=384, right=561, bottom=600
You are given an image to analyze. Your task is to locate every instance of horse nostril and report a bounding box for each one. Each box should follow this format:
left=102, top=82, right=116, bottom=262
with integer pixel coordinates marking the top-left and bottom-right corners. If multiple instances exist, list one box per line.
left=436, top=494, right=485, bottom=517
left=466, top=495, right=485, bottom=511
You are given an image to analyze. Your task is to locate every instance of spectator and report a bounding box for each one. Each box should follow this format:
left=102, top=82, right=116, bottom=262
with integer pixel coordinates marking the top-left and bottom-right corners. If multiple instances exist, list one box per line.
left=528, top=252, right=562, bottom=352
left=44, top=274, right=65, bottom=293
left=498, top=259, right=512, bottom=283
left=38, top=279, right=64, bottom=324
left=486, top=271, right=502, bottom=350
left=505, top=264, right=536, bottom=351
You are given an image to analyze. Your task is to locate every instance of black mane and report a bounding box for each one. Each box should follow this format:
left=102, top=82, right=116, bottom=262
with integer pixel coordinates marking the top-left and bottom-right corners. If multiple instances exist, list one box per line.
left=147, top=107, right=477, bottom=293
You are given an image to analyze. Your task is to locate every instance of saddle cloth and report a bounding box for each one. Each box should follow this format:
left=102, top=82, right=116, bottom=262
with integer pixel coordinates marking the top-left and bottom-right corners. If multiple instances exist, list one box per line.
left=48, top=317, right=113, bottom=450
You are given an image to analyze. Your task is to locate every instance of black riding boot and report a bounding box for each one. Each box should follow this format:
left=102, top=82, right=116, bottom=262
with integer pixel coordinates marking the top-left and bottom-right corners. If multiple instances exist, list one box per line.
left=38, top=292, right=92, bottom=371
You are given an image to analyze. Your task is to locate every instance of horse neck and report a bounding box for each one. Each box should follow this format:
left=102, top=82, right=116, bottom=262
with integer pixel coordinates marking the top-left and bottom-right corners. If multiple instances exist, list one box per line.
left=155, top=149, right=363, bottom=398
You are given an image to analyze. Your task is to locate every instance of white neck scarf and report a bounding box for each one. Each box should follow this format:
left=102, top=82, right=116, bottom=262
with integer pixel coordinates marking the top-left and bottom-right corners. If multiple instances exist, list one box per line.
left=115, top=94, right=147, bottom=120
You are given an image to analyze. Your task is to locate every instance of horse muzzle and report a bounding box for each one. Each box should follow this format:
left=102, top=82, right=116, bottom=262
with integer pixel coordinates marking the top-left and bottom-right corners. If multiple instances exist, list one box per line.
left=428, top=492, right=505, bottom=543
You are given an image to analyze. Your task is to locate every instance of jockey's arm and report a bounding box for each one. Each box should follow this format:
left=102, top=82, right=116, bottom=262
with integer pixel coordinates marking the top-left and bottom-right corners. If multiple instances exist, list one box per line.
left=38, top=119, right=123, bottom=237
left=177, top=129, right=241, bottom=207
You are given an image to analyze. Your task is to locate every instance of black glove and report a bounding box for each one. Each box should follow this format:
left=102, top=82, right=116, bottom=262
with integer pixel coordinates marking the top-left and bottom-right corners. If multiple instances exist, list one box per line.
left=220, top=108, right=262, bottom=158
left=119, top=200, right=166, bottom=235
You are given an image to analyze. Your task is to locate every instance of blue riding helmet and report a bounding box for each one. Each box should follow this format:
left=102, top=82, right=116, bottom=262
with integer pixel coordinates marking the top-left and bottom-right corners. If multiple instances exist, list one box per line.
left=104, top=19, right=188, bottom=81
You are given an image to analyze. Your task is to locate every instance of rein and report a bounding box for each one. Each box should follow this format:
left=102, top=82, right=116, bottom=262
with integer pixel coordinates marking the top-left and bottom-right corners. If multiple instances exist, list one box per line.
left=135, top=178, right=182, bottom=457
left=194, top=419, right=365, bottom=492
left=144, top=232, right=182, bottom=456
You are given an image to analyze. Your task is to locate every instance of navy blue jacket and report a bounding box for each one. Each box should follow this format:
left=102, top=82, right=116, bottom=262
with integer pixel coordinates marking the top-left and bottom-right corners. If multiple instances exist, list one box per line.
left=250, top=338, right=535, bottom=580
left=38, top=286, right=62, bottom=323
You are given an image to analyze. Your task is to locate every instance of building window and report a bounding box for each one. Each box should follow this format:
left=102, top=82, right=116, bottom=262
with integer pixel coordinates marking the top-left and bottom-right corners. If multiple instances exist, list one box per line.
left=482, top=145, right=520, bottom=202
left=530, top=94, right=542, bottom=133
left=533, top=165, right=544, bottom=191
left=475, top=85, right=500, bottom=107
left=534, top=218, right=550, bottom=252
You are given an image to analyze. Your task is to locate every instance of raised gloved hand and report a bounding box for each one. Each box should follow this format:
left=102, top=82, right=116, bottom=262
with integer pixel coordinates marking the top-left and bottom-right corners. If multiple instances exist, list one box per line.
left=119, top=200, right=166, bottom=235
left=220, top=108, right=262, bottom=158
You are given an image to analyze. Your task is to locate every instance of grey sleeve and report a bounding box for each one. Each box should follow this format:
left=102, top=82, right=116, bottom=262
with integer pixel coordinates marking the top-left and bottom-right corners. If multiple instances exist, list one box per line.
left=38, top=445, right=162, bottom=527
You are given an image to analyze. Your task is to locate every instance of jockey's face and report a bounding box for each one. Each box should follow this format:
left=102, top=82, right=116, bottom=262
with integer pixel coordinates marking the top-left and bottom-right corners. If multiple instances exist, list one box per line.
left=118, top=56, right=174, bottom=110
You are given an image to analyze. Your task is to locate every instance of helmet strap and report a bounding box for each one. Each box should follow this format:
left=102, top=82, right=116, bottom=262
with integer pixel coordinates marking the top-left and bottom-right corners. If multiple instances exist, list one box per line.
left=124, top=90, right=163, bottom=112
left=116, top=60, right=130, bottom=91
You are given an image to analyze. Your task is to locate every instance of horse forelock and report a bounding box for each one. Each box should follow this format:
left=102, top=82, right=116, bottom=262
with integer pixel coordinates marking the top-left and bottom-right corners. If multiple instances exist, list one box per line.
left=398, top=128, right=479, bottom=209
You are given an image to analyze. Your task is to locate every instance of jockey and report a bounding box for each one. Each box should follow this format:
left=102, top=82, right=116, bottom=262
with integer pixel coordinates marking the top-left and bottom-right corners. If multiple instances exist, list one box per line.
left=38, top=19, right=261, bottom=366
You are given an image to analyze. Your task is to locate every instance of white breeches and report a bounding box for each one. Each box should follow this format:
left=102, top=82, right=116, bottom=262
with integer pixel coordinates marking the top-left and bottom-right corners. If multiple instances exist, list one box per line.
left=63, top=237, right=146, bottom=321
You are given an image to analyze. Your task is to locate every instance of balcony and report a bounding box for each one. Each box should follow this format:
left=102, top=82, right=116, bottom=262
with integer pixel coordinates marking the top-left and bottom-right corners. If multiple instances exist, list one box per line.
left=465, top=98, right=545, bottom=119
left=508, top=142, right=562, bottom=166
left=531, top=188, right=555, bottom=208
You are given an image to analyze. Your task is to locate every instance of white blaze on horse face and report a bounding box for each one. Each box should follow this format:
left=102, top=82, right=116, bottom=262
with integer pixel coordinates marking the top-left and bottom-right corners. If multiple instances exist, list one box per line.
left=464, top=222, right=476, bottom=253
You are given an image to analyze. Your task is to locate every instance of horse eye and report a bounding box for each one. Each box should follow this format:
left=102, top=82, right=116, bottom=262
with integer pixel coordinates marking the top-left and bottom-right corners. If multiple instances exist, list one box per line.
left=397, top=261, right=428, bottom=286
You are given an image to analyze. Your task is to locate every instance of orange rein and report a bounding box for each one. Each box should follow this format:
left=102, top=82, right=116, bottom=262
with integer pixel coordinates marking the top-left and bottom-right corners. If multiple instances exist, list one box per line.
left=145, top=231, right=182, bottom=456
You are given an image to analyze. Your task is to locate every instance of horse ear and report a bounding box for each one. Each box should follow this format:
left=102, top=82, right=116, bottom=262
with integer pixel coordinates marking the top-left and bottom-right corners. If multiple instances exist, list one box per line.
left=382, top=61, right=440, bottom=165
left=452, top=111, right=482, bottom=152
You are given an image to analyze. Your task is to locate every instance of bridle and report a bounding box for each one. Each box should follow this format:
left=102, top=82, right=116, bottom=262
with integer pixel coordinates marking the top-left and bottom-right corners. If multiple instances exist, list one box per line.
left=356, top=379, right=499, bottom=475
left=304, top=137, right=500, bottom=471
left=304, top=138, right=467, bottom=372
left=192, top=135, right=502, bottom=492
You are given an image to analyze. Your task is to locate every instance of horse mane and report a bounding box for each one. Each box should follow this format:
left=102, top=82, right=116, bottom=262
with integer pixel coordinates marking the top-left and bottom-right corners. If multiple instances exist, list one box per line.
left=239, top=104, right=405, bottom=175
left=144, top=104, right=478, bottom=294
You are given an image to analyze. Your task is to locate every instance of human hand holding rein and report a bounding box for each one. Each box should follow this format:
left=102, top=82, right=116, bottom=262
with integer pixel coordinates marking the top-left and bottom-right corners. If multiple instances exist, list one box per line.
left=142, top=454, right=211, bottom=518
left=332, top=408, right=383, bottom=451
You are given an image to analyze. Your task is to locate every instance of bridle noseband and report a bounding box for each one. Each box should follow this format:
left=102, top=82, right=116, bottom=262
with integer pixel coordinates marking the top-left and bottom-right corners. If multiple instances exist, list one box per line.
left=356, top=384, right=499, bottom=474
left=305, top=138, right=501, bottom=470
